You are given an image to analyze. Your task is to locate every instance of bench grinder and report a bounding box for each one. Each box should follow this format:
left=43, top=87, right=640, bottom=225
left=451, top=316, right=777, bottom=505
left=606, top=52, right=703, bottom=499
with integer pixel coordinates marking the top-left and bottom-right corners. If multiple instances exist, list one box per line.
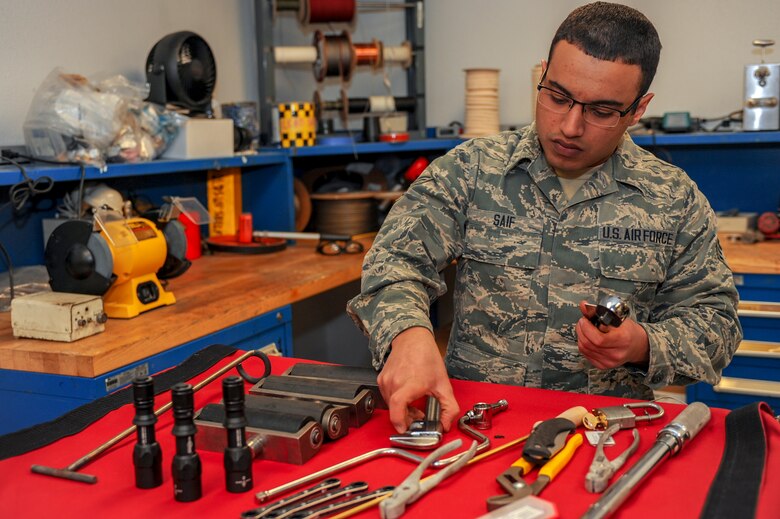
left=44, top=210, right=188, bottom=319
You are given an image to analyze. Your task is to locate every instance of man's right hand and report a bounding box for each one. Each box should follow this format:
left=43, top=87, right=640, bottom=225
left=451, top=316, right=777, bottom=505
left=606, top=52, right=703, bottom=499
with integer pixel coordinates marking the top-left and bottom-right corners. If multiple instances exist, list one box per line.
left=377, top=326, right=460, bottom=434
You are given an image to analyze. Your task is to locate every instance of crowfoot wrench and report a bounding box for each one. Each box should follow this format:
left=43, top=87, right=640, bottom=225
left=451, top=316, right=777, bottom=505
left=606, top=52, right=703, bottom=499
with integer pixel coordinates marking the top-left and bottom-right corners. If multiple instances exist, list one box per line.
left=584, top=424, right=640, bottom=493
left=389, top=396, right=443, bottom=450
left=380, top=438, right=478, bottom=519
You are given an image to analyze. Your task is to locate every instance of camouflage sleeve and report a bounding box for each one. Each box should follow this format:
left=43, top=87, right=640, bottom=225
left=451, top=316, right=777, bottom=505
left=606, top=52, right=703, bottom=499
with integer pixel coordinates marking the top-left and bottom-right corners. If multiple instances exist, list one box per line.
left=638, top=185, right=742, bottom=387
left=347, top=144, right=475, bottom=369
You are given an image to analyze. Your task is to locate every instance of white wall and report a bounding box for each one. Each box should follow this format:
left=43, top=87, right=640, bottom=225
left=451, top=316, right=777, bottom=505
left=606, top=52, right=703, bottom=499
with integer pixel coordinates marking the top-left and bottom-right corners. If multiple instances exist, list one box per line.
left=426, top=0, right=780, bottom=128
left=1, top=0, right=778, bottom=145
left=0, top=0, right=257, bottom=146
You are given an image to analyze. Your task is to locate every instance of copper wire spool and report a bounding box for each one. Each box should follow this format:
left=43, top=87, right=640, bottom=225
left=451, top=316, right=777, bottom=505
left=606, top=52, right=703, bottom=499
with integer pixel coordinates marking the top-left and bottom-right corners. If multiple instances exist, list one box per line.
left=313, top=31, right=355, bottom=82
left=353, top=40, right=384, bottom=69
left=301, top=0, right=356, bottom=24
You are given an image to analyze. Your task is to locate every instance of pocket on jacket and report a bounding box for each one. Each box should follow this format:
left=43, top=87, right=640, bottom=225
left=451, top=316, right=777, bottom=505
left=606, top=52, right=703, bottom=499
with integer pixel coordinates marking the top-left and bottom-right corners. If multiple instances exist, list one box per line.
left=461, top=208, right=543, bottom=341
left=446, top=340, right=528, bottom=385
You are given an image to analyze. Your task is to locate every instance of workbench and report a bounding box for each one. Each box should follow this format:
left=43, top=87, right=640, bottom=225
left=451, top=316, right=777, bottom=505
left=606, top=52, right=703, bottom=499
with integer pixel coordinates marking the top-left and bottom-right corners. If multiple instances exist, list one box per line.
left=0, top=354, right=777, bottom=518
left=0, top=239, right=366, bottom=434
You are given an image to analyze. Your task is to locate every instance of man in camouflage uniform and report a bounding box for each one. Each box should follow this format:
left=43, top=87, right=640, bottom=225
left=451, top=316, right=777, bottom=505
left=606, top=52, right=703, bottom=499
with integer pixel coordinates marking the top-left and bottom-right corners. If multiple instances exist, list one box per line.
left=348, top=2, right=742, bottom=433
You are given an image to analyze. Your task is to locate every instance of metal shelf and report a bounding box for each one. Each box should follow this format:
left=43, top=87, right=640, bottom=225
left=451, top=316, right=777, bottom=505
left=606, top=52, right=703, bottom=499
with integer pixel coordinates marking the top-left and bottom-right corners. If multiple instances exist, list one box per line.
left=631, top=130, right=780, bottom=147
left=267, top=138, right=464, bottom=158
left=0, top=152, right=288, bottom=187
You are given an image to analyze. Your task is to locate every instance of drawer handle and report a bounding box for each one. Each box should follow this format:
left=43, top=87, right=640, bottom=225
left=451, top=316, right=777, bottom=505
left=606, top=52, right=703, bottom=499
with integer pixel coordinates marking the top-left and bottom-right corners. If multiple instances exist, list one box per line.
left=712, top=377, right=780, bottom=398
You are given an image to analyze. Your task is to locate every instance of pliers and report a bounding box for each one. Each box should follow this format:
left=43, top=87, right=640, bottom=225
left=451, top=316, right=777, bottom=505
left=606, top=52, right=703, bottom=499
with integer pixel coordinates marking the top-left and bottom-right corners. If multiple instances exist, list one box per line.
left=486, top=433, right=584, bottom=511
left=380, top=438, right=478, bottom=519
left=584, top=423, right=640, bottom=493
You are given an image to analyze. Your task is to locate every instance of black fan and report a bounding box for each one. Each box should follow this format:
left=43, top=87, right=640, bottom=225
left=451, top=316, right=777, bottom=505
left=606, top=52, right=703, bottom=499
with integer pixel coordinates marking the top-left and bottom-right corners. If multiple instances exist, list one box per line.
left=146, top=31, right=217, bottom=116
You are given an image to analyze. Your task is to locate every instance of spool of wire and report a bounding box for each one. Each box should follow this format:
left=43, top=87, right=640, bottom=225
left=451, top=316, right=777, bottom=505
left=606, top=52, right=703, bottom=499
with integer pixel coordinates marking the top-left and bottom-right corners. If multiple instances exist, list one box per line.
left=353, top=39, right=383, bottom=69
left=314, top=90, right=416, bottom=126
left=463, top=68, right=501, bottom=138
left=313, top=31, right=354, bottom=82
left=301, top=0, right=356, bottom=24
left=310, top=192, right=377, bottom=235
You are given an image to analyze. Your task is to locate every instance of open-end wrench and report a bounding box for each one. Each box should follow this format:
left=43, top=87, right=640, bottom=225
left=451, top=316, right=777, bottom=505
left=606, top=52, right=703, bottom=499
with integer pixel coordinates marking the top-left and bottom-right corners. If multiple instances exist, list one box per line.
left=255, top=448, right=425, bottom=502
left=241, top=478, right=341, bottom=519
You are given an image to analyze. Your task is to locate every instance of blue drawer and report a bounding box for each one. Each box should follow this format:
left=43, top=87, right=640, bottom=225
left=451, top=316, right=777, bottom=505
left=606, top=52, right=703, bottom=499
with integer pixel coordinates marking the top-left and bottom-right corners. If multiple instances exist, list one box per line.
left=734, top=273, right=780, bottom=303
left=686, top=340, right=780, bottom=411
left=738, top=301, right=780, bottom=342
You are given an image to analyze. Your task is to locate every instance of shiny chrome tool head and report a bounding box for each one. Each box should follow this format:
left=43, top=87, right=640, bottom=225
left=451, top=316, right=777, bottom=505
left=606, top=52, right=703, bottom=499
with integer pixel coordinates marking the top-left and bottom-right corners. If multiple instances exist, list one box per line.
left=389, top=396, right=443, bottom=450
left=591, top=295, right=631, bottom=328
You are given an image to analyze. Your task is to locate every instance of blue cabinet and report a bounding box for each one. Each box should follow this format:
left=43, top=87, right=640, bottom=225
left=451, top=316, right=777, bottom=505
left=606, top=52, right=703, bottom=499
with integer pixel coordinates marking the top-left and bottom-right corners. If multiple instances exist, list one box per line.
left=0, top=306, right=292, bottom=435
left=686, top=277, right=780, bottom=411
left=630, top=131, right=780, bottom=411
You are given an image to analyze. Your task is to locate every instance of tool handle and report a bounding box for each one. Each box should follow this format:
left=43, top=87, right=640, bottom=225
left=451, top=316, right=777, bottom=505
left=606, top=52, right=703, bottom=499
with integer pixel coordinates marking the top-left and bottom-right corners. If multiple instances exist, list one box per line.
left=557, top=406, right=588, bottom=426
left=539, top=433, right=583, bottom=481
left=510, top=456, right=535, bottom=476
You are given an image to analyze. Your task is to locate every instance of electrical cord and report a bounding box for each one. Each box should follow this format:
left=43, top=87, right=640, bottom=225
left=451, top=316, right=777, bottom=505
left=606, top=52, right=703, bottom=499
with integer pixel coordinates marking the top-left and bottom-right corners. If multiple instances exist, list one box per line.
left=1, top=155, right=54, bottom=213
left=0, top=240, right=13, bottom=304
left=699, top=109, right=743, bottom=132
left=1, top=151, right=88, bottom=306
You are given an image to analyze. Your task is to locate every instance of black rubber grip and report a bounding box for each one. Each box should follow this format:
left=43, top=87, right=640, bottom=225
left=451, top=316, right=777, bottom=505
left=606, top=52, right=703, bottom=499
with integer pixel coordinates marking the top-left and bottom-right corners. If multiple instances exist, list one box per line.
left=260, top=375, right=366, bottom=399
left=523, top=417, right=576, bottom=463
left=244, top=394, right=332, bottom=422
left=287, top=363, right=379, bottom=386
left=197, top=403, right=311, bottom=434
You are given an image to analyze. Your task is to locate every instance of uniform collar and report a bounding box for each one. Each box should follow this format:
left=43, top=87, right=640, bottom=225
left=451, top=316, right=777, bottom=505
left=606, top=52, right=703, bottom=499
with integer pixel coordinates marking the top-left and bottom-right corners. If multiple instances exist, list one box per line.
left=503, top=124, right=647, bottom=193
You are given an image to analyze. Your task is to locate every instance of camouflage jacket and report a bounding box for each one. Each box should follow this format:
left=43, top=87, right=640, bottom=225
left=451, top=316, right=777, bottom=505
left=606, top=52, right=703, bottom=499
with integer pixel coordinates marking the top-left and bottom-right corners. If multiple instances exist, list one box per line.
left=347, top=125, right=742, bottom=399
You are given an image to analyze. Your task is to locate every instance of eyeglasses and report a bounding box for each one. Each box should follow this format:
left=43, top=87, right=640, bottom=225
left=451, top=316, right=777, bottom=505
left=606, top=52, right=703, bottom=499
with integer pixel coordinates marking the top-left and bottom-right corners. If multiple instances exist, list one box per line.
left=316, top=239, right=364, bottom=256
left=536, top=73, right=643, bottom=128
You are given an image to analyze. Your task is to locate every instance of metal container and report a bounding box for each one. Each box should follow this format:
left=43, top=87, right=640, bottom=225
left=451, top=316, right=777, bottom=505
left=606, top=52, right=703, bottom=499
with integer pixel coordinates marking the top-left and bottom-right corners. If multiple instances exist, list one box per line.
left=743, top=39, right=780, bottom=131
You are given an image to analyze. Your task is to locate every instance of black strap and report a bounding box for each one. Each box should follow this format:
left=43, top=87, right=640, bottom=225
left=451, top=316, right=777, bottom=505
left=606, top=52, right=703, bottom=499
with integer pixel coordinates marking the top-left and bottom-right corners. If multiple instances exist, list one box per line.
left=699, top=401, right=768, bottom=519
left=0, top=344, right=237, bottom=460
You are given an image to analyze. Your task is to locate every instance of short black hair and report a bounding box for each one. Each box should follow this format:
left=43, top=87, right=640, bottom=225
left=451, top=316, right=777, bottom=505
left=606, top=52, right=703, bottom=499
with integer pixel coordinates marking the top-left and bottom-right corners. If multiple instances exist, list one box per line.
left=548, top=2, right=662, bottom=95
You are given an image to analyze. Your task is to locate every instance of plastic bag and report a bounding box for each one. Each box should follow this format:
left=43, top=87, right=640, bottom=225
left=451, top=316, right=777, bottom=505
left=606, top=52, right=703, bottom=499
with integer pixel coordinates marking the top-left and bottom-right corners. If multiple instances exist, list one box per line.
left=23, top=68, right=183, bottom=167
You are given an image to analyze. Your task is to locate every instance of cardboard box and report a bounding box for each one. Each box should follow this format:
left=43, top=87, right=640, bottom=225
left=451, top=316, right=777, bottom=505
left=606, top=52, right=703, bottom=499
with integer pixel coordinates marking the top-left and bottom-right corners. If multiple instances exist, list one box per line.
left=207, top=167, right=243, bottom=236
left=163, top=118, right=233, bottom=159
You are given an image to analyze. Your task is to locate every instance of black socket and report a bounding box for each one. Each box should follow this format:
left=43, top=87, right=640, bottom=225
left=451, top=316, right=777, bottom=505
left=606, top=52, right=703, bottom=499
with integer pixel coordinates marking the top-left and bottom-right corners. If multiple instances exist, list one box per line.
left=171, top=383, right=202, bottom=502
left=132, top=376, right=162, bottom=489
left=222, top=376, right=253, bottom=493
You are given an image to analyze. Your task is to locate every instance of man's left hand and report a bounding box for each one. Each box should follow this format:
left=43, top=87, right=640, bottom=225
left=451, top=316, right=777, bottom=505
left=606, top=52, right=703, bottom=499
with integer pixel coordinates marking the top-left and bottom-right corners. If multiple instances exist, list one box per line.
left=576, top=300, right=649, bottom=369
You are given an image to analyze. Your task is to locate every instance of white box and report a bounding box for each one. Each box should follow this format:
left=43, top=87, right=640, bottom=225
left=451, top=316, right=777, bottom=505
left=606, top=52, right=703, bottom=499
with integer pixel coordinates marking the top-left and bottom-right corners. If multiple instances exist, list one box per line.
left=716, top=212, right=758, bottom=233
left=11, top=292, right=107, bottom=342
left=162, top=118, right=234, bottom=159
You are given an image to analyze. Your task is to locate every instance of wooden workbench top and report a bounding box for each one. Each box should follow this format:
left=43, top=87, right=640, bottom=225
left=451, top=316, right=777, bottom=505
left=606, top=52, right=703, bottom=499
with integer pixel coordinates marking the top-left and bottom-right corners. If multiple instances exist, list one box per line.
left=0, top=239, right=777, bottom=379
left=720, top=239, right=780, bottom=275
left=0, top=239, right=367, bottom=377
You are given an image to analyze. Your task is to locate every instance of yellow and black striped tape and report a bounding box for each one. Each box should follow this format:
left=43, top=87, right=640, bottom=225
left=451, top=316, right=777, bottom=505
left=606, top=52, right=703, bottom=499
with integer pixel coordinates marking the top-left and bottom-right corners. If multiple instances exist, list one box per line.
left=278, top=102, right=316, bottom=148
